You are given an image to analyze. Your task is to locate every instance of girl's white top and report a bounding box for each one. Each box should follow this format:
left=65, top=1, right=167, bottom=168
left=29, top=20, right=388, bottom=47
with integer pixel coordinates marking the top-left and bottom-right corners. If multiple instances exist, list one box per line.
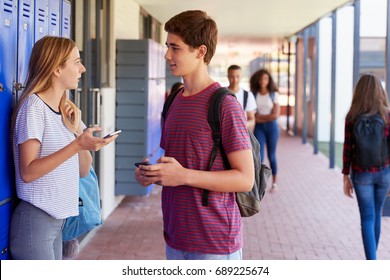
left=255, top=92, right=279, bottom=115
left=13, top=94, right=79, bottom=219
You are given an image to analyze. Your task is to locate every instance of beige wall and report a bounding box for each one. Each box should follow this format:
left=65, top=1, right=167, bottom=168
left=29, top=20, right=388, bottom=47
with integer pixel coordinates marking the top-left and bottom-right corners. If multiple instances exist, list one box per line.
left=114, top=0, right=140, bottom=39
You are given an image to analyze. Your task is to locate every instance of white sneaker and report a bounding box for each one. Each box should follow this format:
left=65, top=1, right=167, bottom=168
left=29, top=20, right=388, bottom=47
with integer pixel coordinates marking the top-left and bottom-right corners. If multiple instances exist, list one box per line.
left=270, top=183, right=278, bottom=192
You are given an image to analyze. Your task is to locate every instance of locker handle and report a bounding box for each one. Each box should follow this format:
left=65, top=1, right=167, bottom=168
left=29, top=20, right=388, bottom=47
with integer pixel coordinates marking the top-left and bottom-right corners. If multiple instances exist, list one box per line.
left=90, top=88, right=101, bottom=126
left=14, top=82, right=25, bottom=91
left=0, top=83, right=4, bottom=92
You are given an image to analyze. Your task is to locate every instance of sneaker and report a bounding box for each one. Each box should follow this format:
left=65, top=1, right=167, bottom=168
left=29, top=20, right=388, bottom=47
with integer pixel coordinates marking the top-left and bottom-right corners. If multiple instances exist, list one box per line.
left=270, top=183, right=278, bottom=192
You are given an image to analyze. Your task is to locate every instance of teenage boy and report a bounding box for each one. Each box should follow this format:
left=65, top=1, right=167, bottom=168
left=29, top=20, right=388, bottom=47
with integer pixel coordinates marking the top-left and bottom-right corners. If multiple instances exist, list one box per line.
left=227, top=64, right=257, bottom=131
left=135, top=10, right=253, bottom=260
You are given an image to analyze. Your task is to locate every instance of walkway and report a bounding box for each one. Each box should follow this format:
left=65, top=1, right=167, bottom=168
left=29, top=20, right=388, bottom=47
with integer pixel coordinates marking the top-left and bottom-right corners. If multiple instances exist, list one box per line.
left=76, top=131, right=390, bottom=260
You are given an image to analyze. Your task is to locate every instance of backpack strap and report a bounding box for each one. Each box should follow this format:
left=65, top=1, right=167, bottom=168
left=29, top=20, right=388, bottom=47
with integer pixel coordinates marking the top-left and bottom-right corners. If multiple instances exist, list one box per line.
left=243, top=90, right=248, bottom=110
left=202, top=87, right=234, bottom=206
left=269, top=91, right=275, bottom=103
left=161, top=87, right=183, bottom=120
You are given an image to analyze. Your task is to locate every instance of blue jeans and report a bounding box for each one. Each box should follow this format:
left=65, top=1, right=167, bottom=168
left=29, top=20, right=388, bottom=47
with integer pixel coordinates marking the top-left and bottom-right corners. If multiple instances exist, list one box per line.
left=10, top=200, right=64, bottom=260
left=254, top=121, right=279, bottom=175
left=166, top=244, right=242, bottom=260
left=351, top=167, right=390, bottom=260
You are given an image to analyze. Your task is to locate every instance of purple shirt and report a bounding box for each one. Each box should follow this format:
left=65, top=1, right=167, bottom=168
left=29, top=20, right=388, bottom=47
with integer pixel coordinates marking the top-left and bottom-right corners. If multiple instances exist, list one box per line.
left=160, top=82, right=251, bottom=254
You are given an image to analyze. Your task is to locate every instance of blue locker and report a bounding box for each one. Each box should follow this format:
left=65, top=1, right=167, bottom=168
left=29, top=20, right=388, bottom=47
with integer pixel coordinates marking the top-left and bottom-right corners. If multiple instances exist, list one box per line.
left=0, top=200, right=13, bottom=259
left=0, top=1, right=17, bottom=202
left=48, top=0, right=59, bottom=36
left=61, top=0, right=70, bottom=38
left=34, top=0, right=49, bottom=41
left=0, top=0, right=18, bottom=260
left=17, top=0, right=34, bottom=89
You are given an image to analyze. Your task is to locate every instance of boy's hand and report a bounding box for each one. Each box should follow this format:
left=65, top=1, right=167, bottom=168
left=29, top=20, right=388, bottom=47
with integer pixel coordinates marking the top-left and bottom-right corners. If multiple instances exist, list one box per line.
left=135, top=156, right=186, bottom=187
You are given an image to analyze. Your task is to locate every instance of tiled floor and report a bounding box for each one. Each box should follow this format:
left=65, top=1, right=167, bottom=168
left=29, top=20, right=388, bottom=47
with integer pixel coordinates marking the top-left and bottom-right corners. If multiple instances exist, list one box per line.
left=77, top=131, right=390, bottom=260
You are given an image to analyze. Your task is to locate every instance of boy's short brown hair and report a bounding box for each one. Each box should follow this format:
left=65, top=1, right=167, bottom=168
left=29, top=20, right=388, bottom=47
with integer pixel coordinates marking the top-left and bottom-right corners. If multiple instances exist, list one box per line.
left=164, top=10, right=217, bottom=65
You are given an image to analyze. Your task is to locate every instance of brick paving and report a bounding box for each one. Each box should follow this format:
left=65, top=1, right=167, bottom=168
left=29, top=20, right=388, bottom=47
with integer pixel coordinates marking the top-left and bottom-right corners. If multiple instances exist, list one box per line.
left=77, top=131, right=390, bottom=260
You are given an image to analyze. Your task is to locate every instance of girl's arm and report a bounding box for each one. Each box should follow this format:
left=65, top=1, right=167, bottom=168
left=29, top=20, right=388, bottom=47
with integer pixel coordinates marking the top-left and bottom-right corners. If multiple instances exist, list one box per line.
left=19, top=127, right=116, bottom=183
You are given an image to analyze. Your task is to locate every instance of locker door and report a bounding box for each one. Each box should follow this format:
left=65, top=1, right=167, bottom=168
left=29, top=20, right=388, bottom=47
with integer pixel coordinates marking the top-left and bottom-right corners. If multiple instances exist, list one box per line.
left=61, top=0, right=70, bottom=38
left=0, top=0, right=17, bottom=199
left=34, top=0, right=48, bottom=41
left=48, top=0, right=59, bottom=36
left=16, top=0, right=34, bottom=91
left=0, top=0, right=18, bottom=260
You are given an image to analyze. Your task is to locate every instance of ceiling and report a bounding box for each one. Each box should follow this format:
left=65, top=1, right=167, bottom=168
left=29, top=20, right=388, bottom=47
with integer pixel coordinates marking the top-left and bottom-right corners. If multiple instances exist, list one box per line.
left=135, top=0, right=353, bottom=39
left=135, top=0, right=353, bottom=65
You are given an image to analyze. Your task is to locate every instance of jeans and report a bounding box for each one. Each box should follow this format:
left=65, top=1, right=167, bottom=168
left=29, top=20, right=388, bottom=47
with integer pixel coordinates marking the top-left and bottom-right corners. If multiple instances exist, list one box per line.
left=166, top=244, right=242, bottom=260
left=254, top=120, right=279, bottom=175
left=10, top=200, right=64, bottom=260
left=351, top=167, right=390, bottom=260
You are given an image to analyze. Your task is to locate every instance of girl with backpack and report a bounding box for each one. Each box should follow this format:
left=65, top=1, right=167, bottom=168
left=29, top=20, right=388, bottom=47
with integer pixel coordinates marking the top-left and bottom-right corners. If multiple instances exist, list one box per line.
left=250, top=69, right=280, bottom=192
left=342, top=73, right=390, bottom=260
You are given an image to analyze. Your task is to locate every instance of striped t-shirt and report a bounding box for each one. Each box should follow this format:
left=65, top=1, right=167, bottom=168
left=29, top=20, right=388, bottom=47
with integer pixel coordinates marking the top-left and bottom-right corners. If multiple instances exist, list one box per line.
left=13, top=94, right=79, bottom=219
left=160, top=82, right=251, bottom=254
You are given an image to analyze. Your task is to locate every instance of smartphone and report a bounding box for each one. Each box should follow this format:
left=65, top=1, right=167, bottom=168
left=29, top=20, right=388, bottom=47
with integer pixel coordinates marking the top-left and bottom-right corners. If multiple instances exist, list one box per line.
left=103, top=130, right=122, bottom=139
left=134, top=161, right=151, bottom=167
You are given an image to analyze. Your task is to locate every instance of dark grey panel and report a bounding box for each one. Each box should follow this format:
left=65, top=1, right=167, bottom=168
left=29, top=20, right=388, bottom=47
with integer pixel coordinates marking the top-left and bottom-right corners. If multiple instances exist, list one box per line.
left=117, top=65, right=147, bottom=78
left=116, top=78, right=146, bottom=91
left=117, top=39, right=148, bottom=51
left=115, top=183, right=153, bottom=196
left=116, top=51, right=146, bottom=63
left=116, top=104, right=145, bottom=117
left=116, top=142, right=146, bottom=154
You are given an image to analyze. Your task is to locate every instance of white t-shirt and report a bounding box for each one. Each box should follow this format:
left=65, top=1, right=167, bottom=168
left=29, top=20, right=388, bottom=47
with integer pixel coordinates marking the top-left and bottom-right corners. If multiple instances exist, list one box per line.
left=231, top=88, right=257, bottom=112
left=256, top=92, right=280, bottom=115
left=14, top=94, right=79, bottom=219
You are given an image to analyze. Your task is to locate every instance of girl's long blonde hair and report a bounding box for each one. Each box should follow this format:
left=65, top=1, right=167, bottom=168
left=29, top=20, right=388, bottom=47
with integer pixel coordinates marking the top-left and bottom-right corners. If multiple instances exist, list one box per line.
left=347, top=74, right=389, bottom=123
left=11, top=36, right=81, bottom=143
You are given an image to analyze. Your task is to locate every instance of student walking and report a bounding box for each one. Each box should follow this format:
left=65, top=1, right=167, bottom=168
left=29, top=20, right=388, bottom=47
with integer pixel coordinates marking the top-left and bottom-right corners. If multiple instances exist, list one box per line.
left=135, top=10, right=253, bottom=260
left=250, top=69, right=280, bottom=191
left=10, top=36, right=117, bottom=260
left=227, top=65, right=257, bottom=131
left=342, top=73, right=390, bottom=260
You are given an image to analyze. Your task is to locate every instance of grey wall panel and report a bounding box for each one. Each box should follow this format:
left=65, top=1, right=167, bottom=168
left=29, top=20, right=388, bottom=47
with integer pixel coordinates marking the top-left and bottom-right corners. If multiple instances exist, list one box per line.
left=116, top=156, right=143, bottom=168
left=116, top=91, right=145, bottom=104
left=116, top=53, right=146, bottom=64
left=115, top=183, right=152, bottom=196
left=117, top=65, right=147, bottom=78
left=116, top=142, right=146, bottom=154
left=116, top=105, right=146, bottom=117
left=116, top=78, right=146, bottom=91
left=116, top=131, right=145, bottom=143
left=115, top=39, right=165, bottom=196
left=115, top=118, right=144, bottom=130
left=117, top=39, right=148, bottom=51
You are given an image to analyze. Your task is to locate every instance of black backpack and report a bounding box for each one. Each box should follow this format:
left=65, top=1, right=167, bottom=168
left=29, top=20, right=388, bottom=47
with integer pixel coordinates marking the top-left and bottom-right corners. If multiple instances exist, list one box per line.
left=162, top=87, right=271, bottom=217
left=353, top=113, right=388, bottom=168
left=243, top=90, right=248, bottom=110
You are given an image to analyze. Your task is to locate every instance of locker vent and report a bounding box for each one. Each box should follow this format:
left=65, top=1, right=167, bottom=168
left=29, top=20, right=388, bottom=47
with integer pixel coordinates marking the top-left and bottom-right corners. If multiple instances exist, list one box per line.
left=63, top=16, right=69, bottom=30
left=3, top=0, right=13, bottom=13
left=51, top=12, right=57, bottom=26
left=22, top=2, right=31, bottom=18
left=38, top=8, right=45, bottom=23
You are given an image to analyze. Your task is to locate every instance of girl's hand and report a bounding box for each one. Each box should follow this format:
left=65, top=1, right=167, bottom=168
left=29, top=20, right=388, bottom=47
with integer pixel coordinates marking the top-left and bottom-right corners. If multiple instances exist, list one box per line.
left=343, top=175, right=354, bottom=198
left=76, top=127, right=117, bottom=151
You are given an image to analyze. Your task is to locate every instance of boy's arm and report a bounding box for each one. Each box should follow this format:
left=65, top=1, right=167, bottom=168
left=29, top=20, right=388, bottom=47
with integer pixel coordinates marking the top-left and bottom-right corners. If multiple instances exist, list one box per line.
left=246, top=110, right=256, bottom=132
left=135, top=150, right=254, bottom=193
